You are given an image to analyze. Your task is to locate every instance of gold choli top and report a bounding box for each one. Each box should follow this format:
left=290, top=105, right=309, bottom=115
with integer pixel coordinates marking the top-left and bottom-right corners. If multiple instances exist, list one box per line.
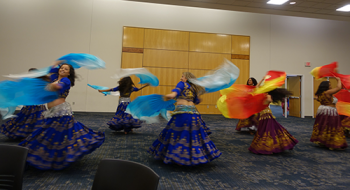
left=317, top=92, right=333, bottom=106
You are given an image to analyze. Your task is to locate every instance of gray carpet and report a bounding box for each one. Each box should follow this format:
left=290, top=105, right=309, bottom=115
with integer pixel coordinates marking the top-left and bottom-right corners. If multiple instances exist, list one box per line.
left=1, top=105, right=350, bottom=190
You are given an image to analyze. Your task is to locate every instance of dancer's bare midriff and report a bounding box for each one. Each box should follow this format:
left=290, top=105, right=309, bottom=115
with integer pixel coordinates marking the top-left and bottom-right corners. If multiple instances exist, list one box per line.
left=176, top=99, right=194, bottom=106
left=47, top=98, right=66, bottom=109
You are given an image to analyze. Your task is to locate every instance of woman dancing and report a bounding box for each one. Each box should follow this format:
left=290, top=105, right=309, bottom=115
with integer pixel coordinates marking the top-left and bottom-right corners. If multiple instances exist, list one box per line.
left=98, top=77, right=149, bottom=134
left=310, top=77, right=347, bottom=150
left=19, top=61, right=105, bottom=170
left=148, top=72, right=221, bottom=166
left=0, top=68, right=47, bottom=140
left=249, top=87, right=298, bottom=154
left=235, top=77, right=259, bottom=134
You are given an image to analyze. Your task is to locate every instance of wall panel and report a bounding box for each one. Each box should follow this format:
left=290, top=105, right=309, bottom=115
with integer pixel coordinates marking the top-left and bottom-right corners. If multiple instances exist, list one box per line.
left=196, top=105, right=219, bottom=114
left=122, top=27, right=250, bottom=114
left=122, top=27, right=145, bottom=48
left=189, top=32, right=231, bottom=53
left=143, top=49, right=188, bottom=68
left=121, top=52, right=143, bottom=68
left=189, top=52, right=231, bottom=70
left=231, top=59, right=250, bottom=85
left=146, top=67, right=187, bottom=86
left=142, top=86, right=174, bottom=96
left=144, top=29, right=189, bottom=51
left=231, top=35, right=250, bottom=55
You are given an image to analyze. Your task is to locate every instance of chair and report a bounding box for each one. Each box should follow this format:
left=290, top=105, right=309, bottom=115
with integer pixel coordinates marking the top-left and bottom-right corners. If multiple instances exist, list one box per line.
left=0, top=145, right=28, bottom=190
left=91, top=159, right=160, bottom=190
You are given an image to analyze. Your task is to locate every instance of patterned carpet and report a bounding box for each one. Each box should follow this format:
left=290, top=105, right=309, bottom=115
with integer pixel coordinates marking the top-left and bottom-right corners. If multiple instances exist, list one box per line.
left=1, top=105, right=350, bottom=190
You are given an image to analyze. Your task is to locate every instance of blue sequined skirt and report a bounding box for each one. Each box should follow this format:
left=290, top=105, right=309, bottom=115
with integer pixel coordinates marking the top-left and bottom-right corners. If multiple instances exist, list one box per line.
left=0, top=105, right=46, bottom=140
left=19, top=102, right=105, bottom=170
left=107, top=97, right=142, bottom=132
left=148, top=105, right=221, bottom=166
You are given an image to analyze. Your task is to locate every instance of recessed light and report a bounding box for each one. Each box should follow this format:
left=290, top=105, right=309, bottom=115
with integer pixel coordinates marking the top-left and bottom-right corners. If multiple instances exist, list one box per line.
left=290, top=2, right=296, bottom=4
left=336, top=4, right=350, bottom=12
left=267, top=0, right=289, bottom=5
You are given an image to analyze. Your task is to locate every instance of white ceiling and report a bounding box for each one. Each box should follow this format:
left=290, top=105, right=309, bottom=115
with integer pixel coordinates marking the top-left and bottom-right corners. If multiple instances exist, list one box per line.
left=125, top=0, right=350, bottom=21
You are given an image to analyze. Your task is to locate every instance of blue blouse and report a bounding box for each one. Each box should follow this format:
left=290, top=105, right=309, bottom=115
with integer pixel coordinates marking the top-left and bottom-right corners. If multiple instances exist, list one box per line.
left=49, top=67, right=71, bottom=98
left=111, top=86, right=139, bottom=97
left=171, top=81, right=200, bottom=104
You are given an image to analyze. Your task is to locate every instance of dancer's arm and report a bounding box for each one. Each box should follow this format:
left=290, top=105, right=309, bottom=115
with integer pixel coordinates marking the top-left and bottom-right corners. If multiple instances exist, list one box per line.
left=98, top=86, right=118, bottom=93
left=136, top=84, right=150, bottom=91
left=257, top=77, right=265, bottom=87
left=47, top=78, right=70, bottom=91
left=164, top=81, right=184, bottom=100
left=325, top=77, right=341, bottom=95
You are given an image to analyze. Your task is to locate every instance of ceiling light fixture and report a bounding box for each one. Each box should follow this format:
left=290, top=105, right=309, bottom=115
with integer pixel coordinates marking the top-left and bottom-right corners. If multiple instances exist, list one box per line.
left=290, top=2, right=296, bottom=4
left=267, top=0, right=289, bottom=5
left=336, top=4, right=350, bottom=12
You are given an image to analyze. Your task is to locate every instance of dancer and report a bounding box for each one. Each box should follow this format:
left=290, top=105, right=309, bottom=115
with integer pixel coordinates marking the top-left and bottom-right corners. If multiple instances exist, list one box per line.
left=310, top=77, right=347, bottom=150
left=248, top=87, right=298, bottom=154
left=235, top=77, right=259, bottom=134
left=340, top=115, right=350, bottom=138
left=148, top=72, right=222, bottom=166
left=97, top=77, right=149, bottom=134
left=0, top=69, right=47, bottom=140
left=19, top=61, right=105, bottom=170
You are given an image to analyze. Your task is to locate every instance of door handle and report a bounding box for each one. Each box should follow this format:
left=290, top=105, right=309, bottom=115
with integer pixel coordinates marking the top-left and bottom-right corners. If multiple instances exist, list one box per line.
left=290, top=96, right=300, bottom=99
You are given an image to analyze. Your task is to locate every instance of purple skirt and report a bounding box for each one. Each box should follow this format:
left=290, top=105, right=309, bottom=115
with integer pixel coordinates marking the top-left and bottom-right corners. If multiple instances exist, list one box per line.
left=310, top=105, right=347, bottom=149
left=249, top=107, right=298, bottom=154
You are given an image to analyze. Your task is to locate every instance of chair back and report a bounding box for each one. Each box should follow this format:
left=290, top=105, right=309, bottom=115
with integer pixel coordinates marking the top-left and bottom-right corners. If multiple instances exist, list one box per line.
left=0, top=145, right=28, bottom=190
left=92, top=159, right=160, bottom=190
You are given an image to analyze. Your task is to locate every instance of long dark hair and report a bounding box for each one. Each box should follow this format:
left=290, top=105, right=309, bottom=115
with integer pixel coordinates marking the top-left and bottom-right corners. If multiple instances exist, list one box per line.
left=60, top=63, right=76, bottom=87
left=118, top=77, right=135, bottom=95
left=268, top=88, right=292, bottom=103
left=183, top=72, right=206, bottom=96
left=315, top=81, right=330, bottom=96
left=246, top=77, right=258, bottom=86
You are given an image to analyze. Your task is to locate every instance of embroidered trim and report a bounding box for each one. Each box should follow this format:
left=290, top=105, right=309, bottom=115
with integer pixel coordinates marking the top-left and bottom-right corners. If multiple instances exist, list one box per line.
left=316, top=105, right=338, bottom=116
left=119, top=97, right=131, bottom=104
left=43, top=102, right=73, bottom=118
left=171, top=105, right=200, bottom=116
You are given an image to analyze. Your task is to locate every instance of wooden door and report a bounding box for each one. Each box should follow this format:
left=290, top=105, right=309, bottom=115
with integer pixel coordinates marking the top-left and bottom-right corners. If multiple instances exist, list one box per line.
left=313, top=77, right=327, bottom=117
left=288, top=76, right=301, bottom=117
left=329, top=77, right=338, bottom=90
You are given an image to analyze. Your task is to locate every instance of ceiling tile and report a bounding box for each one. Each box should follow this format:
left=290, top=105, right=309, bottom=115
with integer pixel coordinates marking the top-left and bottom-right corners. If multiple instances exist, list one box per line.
left=298, top=2, right=318, bottom=7
left=231, top=1, right=250, bottom=6
left=314, top=9, right=333, bottom=14
left=303, top=8, right=322, bottom=13
left=285, top=6, right=307, bottom=11
left=189, top=0, right=219, bottom=3
left=313, top=3, right=333, bottom=9
left=246, top=2, right=266, bottom=8
left=216, top=0, right=235, bottom=5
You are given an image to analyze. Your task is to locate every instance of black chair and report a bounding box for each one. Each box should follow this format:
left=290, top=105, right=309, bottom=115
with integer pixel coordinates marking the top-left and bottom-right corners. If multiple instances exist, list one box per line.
left=0, top=145, right=28, bottom=190
left=91, top=159, right=160, bottom=190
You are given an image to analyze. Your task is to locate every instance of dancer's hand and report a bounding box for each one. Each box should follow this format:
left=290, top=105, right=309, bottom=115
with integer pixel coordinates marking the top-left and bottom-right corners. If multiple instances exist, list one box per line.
left=53, top=60, right=64, bottom=67
left=164, top=92, right=177, bottom=100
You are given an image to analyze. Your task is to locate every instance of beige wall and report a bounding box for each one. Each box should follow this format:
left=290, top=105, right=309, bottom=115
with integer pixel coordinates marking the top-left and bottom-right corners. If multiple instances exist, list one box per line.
left=1, top=0, right=350, bottom=116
